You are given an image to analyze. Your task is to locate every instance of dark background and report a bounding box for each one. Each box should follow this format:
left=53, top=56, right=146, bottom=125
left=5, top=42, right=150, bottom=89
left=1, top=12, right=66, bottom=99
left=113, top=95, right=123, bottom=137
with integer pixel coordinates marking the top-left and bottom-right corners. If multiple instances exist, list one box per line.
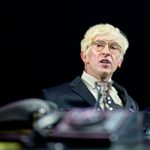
left=0, top=1, right=150, bottom=110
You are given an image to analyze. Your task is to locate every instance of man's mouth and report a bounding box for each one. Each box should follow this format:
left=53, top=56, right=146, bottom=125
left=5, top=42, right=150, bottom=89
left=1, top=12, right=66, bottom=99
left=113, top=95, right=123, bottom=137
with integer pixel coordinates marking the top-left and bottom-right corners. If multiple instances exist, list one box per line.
left=99, top=59, right=111, bottom=64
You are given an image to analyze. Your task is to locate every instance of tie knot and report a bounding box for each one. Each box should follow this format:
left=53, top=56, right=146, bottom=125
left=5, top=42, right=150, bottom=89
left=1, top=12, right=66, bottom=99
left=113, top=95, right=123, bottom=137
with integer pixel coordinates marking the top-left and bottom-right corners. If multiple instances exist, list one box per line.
left=95, top=81, right=112, bottom=93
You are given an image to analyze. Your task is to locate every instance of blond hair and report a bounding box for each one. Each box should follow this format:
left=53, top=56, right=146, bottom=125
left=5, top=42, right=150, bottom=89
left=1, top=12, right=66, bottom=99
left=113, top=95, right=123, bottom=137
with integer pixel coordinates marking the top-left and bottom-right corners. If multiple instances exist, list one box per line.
left=81, top=23, right=129, bottom=56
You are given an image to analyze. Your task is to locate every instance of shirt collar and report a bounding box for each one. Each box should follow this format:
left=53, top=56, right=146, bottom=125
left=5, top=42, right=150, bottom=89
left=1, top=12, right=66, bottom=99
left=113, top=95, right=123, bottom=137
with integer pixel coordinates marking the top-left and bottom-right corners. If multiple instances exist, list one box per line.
left=81, top=71, right=112, bottom=90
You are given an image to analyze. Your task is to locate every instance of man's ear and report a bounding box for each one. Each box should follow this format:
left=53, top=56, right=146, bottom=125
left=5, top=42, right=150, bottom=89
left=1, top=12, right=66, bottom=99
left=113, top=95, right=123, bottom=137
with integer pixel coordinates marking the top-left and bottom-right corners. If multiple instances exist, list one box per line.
left=118, top=58, right=123, bottom=68
left=80, top=51, right=88, bottom=63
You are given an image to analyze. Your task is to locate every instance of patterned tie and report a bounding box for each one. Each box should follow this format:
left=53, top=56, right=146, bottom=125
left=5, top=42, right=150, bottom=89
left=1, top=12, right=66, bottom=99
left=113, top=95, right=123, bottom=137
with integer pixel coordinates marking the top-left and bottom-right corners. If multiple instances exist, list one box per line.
left=94, top=81, right=121, bottom=111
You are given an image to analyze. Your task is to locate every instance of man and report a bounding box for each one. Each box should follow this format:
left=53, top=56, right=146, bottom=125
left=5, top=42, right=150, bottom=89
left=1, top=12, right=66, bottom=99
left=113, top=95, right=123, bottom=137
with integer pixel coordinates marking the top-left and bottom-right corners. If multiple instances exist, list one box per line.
left=41, top=23, right=139, bottom=112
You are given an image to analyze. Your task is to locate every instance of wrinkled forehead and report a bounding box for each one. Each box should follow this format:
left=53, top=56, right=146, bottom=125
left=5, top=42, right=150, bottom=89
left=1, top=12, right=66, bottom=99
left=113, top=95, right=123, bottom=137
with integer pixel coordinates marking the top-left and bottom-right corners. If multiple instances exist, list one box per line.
left=93, top=35, right=123, bottom=46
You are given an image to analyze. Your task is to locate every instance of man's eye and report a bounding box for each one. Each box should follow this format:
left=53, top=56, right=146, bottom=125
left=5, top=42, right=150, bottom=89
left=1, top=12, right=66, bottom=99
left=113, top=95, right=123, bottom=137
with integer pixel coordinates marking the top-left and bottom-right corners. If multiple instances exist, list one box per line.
left=110, top=45, right=120, bottom=50
left=96, top=43, right=105, bottom=47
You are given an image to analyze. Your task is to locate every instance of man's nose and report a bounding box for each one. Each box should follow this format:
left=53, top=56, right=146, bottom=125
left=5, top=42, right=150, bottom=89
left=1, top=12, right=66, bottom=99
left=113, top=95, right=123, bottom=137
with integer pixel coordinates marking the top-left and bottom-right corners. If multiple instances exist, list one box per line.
left=101, top=44, right=111, bottom=54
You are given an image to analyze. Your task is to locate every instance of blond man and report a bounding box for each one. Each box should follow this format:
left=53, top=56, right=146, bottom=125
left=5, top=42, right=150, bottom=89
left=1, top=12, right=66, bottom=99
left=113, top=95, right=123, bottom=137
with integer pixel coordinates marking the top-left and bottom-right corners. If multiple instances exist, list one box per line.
left=41, top=23, right=139, bottom=112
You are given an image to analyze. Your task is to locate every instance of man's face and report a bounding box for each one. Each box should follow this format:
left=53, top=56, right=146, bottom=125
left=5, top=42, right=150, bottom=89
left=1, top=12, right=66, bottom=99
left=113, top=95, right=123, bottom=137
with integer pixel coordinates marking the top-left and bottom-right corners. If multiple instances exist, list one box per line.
left=81, top=35, right=123, bottom=80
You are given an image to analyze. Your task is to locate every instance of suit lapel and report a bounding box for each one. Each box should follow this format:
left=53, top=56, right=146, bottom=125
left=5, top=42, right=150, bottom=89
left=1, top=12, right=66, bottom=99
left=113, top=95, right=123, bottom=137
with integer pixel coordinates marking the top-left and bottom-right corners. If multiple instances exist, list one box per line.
left=70, top=77, right=96, bottom=106
left=113, top=81, right=127, bottom=106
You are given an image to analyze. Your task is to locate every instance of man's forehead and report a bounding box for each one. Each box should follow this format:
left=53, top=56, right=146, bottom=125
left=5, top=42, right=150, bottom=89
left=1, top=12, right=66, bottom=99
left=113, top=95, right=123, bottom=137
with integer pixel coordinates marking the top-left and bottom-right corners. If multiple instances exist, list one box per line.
left=93, top=35, right=122, bottom=45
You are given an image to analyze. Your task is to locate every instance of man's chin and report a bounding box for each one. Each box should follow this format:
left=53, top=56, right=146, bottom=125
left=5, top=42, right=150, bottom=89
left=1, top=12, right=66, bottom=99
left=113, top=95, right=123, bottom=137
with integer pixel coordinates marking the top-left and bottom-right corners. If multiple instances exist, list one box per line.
left=101, top=72, right=109, bottom=80
left=98, top=70, right=111, bottom=81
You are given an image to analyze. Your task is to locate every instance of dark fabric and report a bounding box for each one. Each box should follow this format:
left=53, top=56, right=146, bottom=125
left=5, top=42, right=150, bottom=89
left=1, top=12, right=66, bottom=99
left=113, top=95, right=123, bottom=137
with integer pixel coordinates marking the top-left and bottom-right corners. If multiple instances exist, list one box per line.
left=41, top=76, right=139, bottom=112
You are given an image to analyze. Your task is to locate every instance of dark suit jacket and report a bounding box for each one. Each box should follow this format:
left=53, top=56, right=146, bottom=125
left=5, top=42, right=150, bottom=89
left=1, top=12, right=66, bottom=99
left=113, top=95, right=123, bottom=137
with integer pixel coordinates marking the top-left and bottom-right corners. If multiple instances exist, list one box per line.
left=41, top=76, right=139, bottom=112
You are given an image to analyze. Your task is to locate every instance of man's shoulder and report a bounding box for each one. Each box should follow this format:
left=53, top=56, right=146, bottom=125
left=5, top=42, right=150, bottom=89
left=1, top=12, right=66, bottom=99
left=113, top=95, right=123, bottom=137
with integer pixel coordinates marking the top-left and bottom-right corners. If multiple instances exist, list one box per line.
left=43, top=76, right=82, bottom=92
left=44, top=82, right=70, bottom=91
left=113, top=81, right=126, bottom=92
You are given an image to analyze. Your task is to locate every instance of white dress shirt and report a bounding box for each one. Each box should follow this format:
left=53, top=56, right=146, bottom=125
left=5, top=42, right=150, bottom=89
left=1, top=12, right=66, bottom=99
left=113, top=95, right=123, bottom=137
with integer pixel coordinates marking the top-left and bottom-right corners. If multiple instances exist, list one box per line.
left=81, top=71, right=123, bottom=109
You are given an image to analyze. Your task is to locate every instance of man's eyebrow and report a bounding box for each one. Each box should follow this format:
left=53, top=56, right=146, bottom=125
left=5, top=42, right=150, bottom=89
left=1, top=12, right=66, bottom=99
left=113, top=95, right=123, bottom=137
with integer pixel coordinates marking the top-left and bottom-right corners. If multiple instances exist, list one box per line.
left=92, top=40, right=105, bottom=43
left=110, top=41, right=120, bottom=44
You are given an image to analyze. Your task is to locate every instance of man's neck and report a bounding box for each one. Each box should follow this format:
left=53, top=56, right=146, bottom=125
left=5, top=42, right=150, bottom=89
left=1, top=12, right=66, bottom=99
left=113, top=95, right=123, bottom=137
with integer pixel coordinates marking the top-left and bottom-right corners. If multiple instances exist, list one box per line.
left=84, top=70, right=112, bottom=82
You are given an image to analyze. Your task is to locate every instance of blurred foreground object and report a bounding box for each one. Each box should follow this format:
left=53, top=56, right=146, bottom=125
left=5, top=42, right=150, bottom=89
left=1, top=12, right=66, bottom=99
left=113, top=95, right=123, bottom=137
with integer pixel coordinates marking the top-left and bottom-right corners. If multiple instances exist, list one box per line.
left=0, top=99, right=150, bottom=149
left=142, top=108, right=150, bottom=140
left=0, top=98, right=57, bottom=148
left=34, top=108, right=143, bottom=148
